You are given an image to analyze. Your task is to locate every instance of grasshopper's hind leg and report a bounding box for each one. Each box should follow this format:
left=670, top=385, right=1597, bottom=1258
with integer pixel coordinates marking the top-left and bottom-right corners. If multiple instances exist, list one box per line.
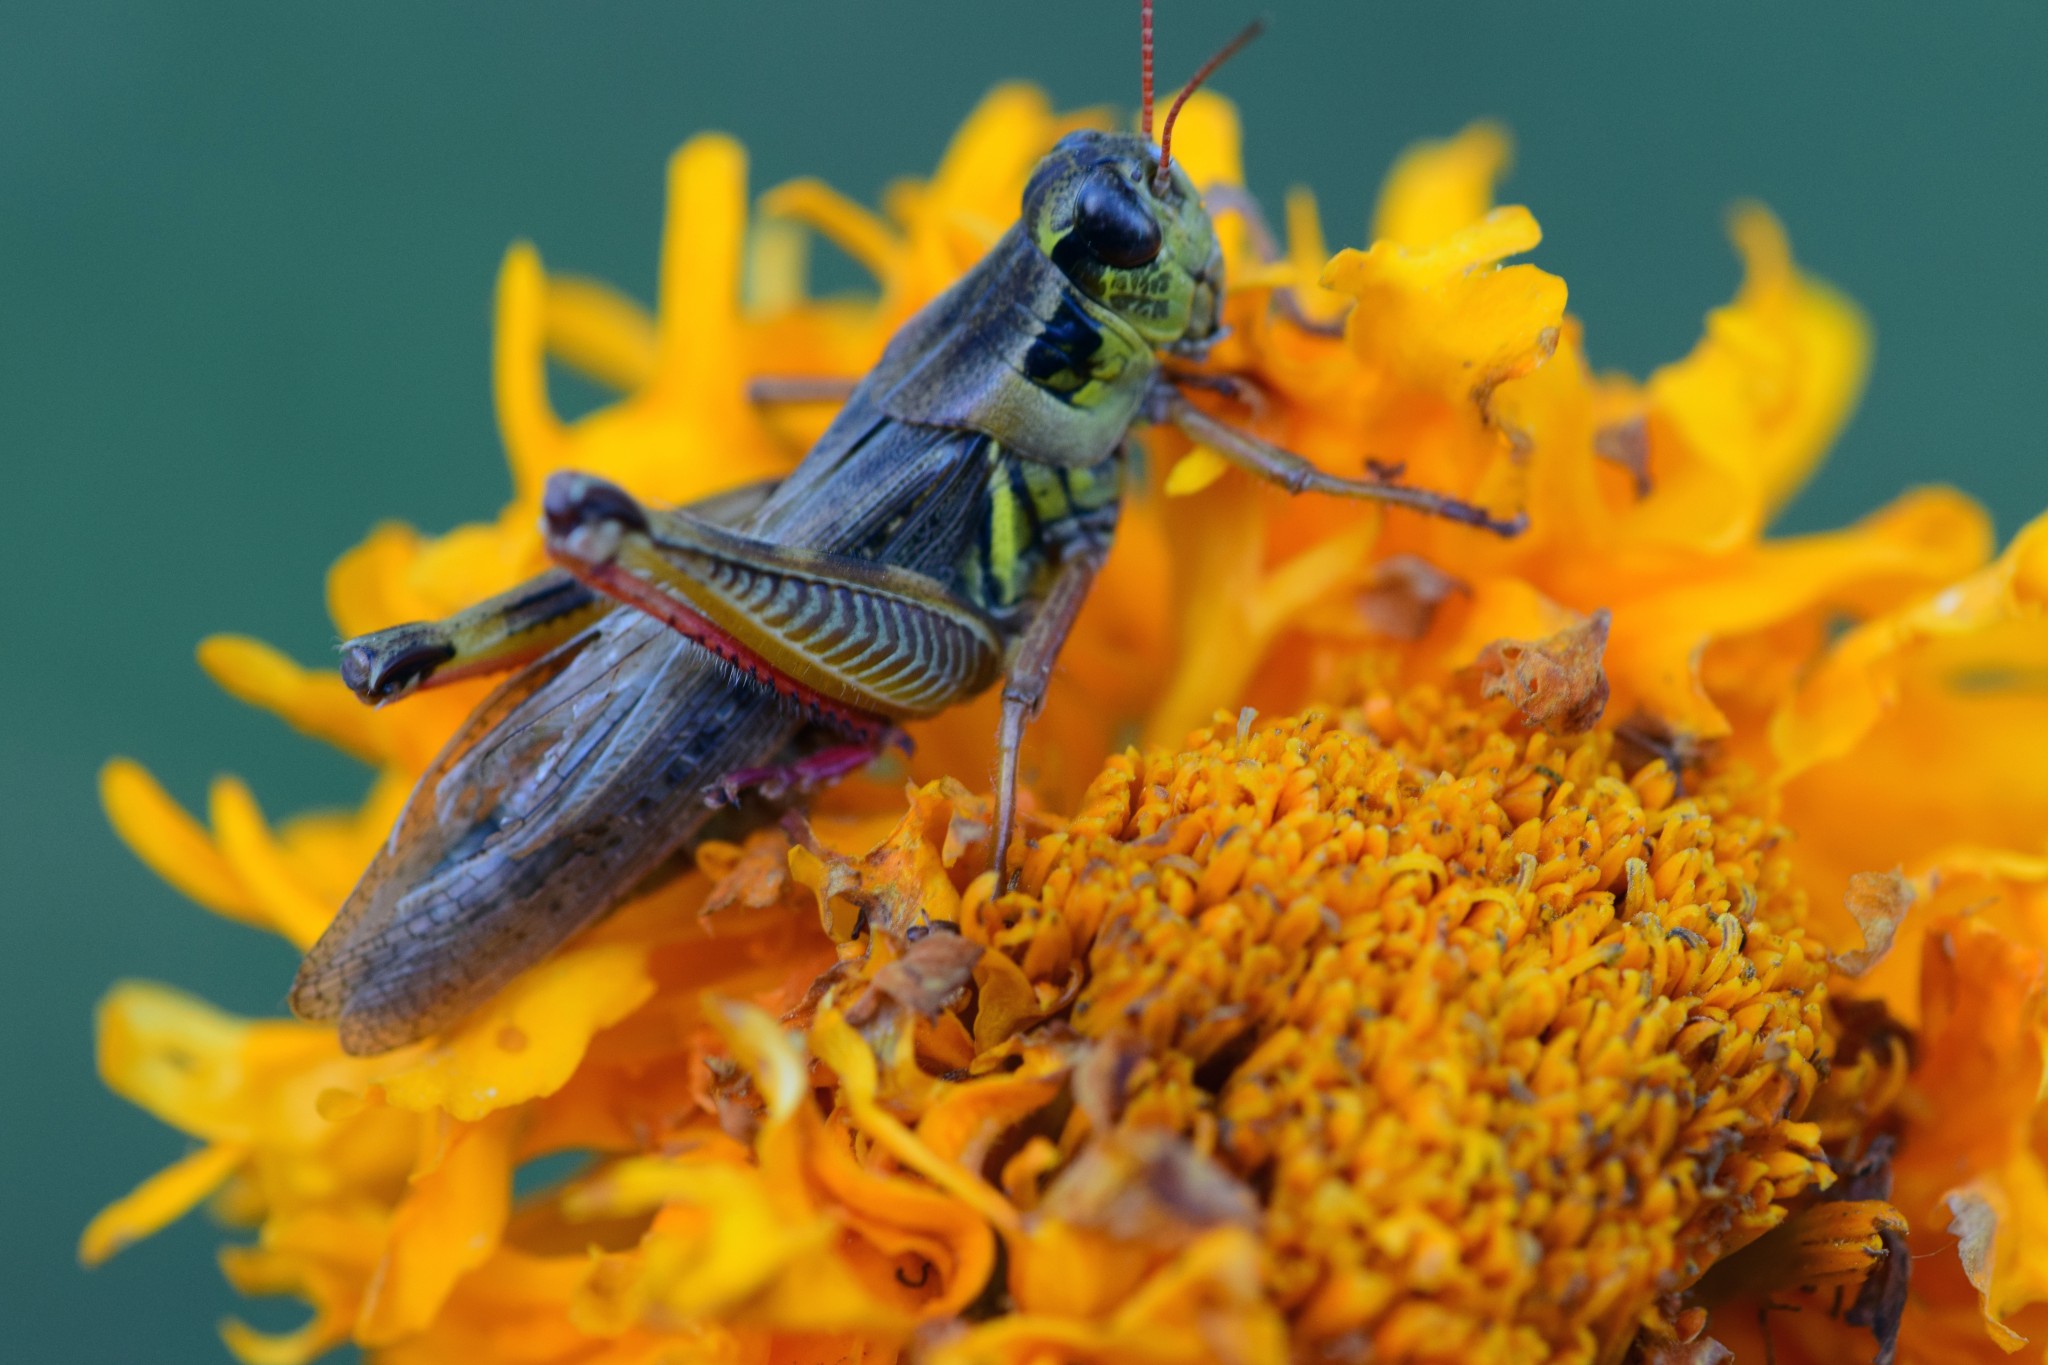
left=340, top=477, right=784, bottom=705
left=990, top=549, right=1106, bottom=884
left=541, top=471, right=1004, bottom=739
left=340, top=570, right=608, bottom=704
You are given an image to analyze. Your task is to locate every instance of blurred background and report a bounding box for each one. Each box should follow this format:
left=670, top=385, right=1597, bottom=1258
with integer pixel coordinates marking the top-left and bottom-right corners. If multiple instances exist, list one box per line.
left=4, top=1, right=2042, bottom=1359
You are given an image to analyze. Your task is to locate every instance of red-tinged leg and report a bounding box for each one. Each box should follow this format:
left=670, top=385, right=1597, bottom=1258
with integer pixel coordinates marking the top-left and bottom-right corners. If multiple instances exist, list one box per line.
left=337, top=477, right=781, bottom=706
left=542, top=471, right=1002, bottom=743
left=709, top=732, right=910, bottom=807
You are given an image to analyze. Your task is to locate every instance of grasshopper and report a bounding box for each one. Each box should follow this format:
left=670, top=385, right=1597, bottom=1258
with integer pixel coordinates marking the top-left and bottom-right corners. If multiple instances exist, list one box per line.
left=293, top=4, right=1523, bottom=1055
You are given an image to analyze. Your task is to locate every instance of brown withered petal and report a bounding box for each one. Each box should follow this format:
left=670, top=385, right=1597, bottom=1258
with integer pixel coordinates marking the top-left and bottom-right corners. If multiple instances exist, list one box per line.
left=1036, top=1125, right=1260, bottom=1245
left=1834, top=869, right=1913, bottom=977
left=866, top=931, right=984, bottom=1018
left=1846, top=1223, right=1910, bottom=1365
left=1357, top=553, right=1467, bottom=641
left=1476, top=607, right=1613, bottom=733
left=1594, top=413, right=1653, bottom=497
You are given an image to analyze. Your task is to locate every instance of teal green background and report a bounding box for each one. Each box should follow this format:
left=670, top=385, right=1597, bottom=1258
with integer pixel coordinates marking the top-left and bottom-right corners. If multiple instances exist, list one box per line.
left=5, top=2, right=2042, bottom=1360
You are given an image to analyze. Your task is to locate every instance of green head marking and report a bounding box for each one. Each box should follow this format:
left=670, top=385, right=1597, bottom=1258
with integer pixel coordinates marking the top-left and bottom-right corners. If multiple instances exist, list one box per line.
left=1022, top=130, right=1224, bottom=357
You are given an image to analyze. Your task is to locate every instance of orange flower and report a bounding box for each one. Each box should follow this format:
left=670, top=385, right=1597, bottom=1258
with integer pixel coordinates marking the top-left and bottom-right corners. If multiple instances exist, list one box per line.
left=88, top=85, right=2048, bottom=1364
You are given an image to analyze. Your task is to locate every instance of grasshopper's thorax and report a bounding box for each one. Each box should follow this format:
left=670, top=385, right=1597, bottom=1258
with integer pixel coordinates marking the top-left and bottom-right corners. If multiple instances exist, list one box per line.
left=868, top=133, right=1220, bottom=473
left=1023, top=130, right=1225, bottom=360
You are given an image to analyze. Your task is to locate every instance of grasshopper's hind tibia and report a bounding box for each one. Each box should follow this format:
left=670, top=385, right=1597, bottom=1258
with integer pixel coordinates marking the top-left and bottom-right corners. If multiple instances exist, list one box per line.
left=338, top=477, right=784, bottom=705
left=541, top=472, right=1005, bottom=735
left=340, top=569, right=607, bottom=704
left=1159, top=384, right=1527, bottom=537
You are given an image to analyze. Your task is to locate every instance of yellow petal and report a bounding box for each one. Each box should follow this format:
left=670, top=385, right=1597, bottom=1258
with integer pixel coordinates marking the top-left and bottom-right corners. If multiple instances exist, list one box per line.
left=99, top=758, right=258, bottom=925
left=323, top=520, right=426, bottom=639
left=197, top=635, right=385, bottom=766
left=707, top=997, right=809, bottom=1122
left=208, top=776, right=335, bottom=949
left=1163, top=445, right=1231, bottom=497
left=492, top=241, right=569, bottom=502
left=571, top=1158, right=875, bottom=1334
left=1774, top=508, right=2048, bottom=781
left=219, top=1317, right=339, bottom=1365
left=812, top=1010, right=1020, bottom=1236
left=1323, top=205, right=1565, bottom=402
left=376, top=943, right=655, bottom=1122
left=1606, top=486, right=1992, bottom=737
left=1645, top=204, right=1870, bottom=538
left=761, top=178, right=902, bottom=288
left=1160, top=90, right=1243, bottom=190
left=923, top=84, right=1103, bottom=236
left=544, top=273, right=658, bottom=393
left=655, top=134, right=747, bottom=402
left=356, top=1112, right=516, bottom=1345
left=79, top=1141, right=247, bottom=1266
left=96, top=982, right=257, bottom=1141
left=1372, top=121, right=1512, bottom=248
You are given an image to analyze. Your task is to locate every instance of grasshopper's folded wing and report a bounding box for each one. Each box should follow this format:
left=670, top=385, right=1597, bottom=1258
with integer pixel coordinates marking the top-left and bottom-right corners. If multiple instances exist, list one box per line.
left=291, top=611, right=803, bottom=1053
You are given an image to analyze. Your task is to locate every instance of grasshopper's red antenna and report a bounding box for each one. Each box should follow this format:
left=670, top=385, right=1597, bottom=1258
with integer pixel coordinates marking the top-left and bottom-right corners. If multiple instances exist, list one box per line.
left=1140, top=0, right=1156, bottom=141
left=1155, top=16, right=1266, bottom=192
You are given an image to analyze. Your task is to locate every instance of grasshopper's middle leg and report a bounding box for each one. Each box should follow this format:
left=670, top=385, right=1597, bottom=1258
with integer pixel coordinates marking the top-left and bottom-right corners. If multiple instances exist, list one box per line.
left=991, top=548, right=1106, bottom=884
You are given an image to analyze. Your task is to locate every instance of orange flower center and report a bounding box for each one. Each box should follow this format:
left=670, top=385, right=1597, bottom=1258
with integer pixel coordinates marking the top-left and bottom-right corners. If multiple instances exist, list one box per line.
left=968, top=681, right=1835, bottom=1359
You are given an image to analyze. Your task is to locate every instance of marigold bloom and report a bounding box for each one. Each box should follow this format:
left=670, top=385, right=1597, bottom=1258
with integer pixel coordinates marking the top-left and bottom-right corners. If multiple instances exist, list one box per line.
left=89, top=86, right=2048, bottom=1365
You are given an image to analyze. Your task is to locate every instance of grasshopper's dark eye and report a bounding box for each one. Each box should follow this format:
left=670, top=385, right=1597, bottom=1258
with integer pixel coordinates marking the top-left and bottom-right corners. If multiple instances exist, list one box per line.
left=1072, top=166, right=1162, bottom=269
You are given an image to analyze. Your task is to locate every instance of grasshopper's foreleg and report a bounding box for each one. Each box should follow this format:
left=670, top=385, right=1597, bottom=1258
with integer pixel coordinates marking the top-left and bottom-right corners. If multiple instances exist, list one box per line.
left=541, top=472, right=1005, bottom=741
left=337, top=478, right=782, bottom=705
left=747, top=376, right=860, bottom=406
left=1158, top=384, right=1527, bottom=536
left=991, top=548, right=1106, bottom=885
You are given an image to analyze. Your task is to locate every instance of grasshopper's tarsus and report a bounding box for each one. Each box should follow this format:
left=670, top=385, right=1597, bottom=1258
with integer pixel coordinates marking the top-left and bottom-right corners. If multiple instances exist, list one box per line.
left=711, top=733, right=906, bottom=807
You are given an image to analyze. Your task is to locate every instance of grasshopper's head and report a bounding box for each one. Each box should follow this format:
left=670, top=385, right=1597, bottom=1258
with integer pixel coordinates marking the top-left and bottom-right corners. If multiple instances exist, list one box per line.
left=1022, top=129, right=1224, bottom=359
